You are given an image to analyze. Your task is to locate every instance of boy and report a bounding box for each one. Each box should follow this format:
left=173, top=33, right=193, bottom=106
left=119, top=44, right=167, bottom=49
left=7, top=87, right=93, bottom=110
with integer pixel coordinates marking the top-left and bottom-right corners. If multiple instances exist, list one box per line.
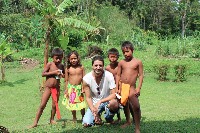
left=106, top=48, right=134, bottom=124
left=29, top=48, right=65, bottom=128
left=116, top=41, right=144, bottom=133
left=105, top=48, right=121, bottom=123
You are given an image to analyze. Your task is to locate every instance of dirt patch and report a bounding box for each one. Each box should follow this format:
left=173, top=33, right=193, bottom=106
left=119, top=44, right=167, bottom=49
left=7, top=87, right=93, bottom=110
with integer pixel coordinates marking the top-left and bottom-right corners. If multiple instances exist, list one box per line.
left=19, top=58, right=40, bottom=70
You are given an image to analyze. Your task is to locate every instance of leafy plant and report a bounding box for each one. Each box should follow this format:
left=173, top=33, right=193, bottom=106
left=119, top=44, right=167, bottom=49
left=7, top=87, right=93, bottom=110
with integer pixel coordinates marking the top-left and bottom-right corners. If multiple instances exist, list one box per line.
left=0, top=34, right=12, bottom=81
left=153, top=64, right=170, bottom=81
left=174, top=64, right=187, bottom=82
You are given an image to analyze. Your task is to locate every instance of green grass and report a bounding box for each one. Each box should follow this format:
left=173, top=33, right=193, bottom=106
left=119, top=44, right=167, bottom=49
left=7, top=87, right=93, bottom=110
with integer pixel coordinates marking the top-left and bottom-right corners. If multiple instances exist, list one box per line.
left=1, top=66, right=200, bottom=132
left=1, top=45, right=200, bottom=132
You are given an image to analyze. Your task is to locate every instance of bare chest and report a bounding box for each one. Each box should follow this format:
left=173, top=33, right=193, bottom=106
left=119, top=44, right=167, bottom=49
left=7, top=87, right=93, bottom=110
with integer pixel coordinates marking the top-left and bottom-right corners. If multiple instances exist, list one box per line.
left=68, top=68, right=83, bottom=76
left=107, top=67, right=118, bottom=76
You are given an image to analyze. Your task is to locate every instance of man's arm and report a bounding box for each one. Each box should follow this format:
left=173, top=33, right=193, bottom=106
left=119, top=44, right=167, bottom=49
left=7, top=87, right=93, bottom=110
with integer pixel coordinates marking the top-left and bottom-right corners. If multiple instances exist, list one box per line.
left=83, top=80, right=97, bottom=114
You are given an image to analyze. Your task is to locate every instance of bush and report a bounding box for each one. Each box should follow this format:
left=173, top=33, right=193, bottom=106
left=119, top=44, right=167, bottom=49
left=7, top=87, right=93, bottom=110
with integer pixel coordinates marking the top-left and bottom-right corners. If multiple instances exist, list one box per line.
left=153, top=64, right=170, bottom=81
left=155, top=41, right=171, bottom=57
left=87, top=45, right=104, bottom=58
left=174, top=64, right=187, bottom=82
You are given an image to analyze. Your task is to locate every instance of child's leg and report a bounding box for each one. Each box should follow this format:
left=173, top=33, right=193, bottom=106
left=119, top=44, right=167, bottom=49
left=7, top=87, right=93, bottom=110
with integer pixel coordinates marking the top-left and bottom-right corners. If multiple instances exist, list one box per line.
left=129, top=88, right=141, bottom=133
left=117, top=110, right=121, bottom=121
left=50, top=88, right=60, bottom=124
left=29, top=87, right=51, bottom=128
left=129, top=102, right=134, bottom=122
left=72, top=110, right=77, bottom=121
left=81, top=108, right=85, bottom=120
left=120, top=102, right=131, bottom=128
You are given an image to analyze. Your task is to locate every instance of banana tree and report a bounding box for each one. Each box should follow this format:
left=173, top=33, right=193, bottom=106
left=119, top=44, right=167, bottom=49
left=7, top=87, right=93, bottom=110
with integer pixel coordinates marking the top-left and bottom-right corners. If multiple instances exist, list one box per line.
left=27, top=0, right=99, bottom=66
left=27, top=0, right=99, bottom=90
left=0, top=34, right=12, bottom=82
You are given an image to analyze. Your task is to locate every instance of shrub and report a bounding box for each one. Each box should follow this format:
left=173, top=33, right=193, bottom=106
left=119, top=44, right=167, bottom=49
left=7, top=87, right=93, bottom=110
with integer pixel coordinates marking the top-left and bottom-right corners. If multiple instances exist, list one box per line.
left=155, top=41, right=171, bottom=57
left=174, top=64, right=187, bottom=82
left=87, top=45, right=104, bottom=58
left=153, top=64, right=170, bottom=81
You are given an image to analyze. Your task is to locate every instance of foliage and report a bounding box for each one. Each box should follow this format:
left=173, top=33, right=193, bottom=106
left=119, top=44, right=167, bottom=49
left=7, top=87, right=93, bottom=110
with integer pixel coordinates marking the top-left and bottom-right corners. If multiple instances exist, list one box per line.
left=155, top=42, right=171, bottom=57
left=174, top=64, right=187, bottom=82
left=86, top=45, right=104, bottom=58
left=191, top=40, right=200, bottom=58
left=95, top=5, right=133, bottom=45
left=131, top=27, right=159, bottom=51
left=153, top=63, right=170, bottom=81
left=0, top=33, right=12, bottom=81
left=155, top=36, right=200, bottom=58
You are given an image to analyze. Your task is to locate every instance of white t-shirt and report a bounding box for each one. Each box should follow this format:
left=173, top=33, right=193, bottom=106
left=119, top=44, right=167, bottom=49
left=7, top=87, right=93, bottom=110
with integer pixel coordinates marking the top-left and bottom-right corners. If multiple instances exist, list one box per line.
left=83, top=70, right=116, bottom=104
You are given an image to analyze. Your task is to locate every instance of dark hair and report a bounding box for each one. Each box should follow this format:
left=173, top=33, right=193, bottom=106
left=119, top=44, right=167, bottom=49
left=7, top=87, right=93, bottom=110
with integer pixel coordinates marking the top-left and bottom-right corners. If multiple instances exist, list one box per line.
left=121, top=41, right=134, bottom=52
left=92, top=55, right=104, bottom=66
left=108, top=48, right=119, bottom=57
left=51, top=48, right=63, bottom=57
left=67, top=50, right=81, bottom=68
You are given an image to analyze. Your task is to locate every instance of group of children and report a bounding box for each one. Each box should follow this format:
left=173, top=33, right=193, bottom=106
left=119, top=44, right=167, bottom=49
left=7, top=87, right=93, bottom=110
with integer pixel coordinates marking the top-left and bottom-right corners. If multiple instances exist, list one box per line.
left=29, top=41, right=144, bottom=133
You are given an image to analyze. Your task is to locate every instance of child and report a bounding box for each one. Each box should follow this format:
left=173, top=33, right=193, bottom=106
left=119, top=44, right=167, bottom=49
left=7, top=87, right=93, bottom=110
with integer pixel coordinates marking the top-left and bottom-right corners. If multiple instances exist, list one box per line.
left=29, top=48, right=65, bottom=128
left=105, top=48, right=121, bottom=123
left=62, top=51, right=86, bottom=121
left=106, top=48, right=134, bottom=124
left=116, top=41, right=144, bottom=133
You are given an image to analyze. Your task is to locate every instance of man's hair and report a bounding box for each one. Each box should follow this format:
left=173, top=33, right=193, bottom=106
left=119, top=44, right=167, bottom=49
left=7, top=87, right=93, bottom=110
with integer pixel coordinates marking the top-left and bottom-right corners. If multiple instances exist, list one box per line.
left=92, top=55, right=104, bottom=65
left=51, top=48, right=63, bottom=57
left=107, top=48, right=119, bottom=57
left=121, top=41, right=134, bottom=52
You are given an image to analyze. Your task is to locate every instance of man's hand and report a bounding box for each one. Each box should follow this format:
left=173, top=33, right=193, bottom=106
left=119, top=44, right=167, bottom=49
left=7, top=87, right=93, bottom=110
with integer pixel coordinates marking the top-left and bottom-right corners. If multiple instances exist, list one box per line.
left=91, top=106, right=98, bottom=117
left=94, top=100, right=101, bottom=110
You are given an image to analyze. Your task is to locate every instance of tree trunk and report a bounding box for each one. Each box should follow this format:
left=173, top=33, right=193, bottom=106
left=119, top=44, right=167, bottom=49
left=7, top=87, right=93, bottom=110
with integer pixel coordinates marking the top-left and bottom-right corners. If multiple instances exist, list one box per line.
left=181, top=10, right=186, bottom=38
left=1, top=65, right=5, bottom=81
left=44, top=27, right=51, bottom=68
left=1, top=55, right=5, bottom=81
left=40, top=27, right=51, bottom=92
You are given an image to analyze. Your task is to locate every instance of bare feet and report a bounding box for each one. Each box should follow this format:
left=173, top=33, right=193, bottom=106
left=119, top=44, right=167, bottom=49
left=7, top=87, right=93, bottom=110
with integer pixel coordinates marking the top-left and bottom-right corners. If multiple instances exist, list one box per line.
left=114, top=119, right=121, bottom=124
left=135, top=129, right=140, bottom=133
left=28, top=124, right=37, bottom=129
left=50, top=120, right=57, bottom=125
left=72, top=118, right=77, bottom=123
left=120, top=121, right=131, bottom=128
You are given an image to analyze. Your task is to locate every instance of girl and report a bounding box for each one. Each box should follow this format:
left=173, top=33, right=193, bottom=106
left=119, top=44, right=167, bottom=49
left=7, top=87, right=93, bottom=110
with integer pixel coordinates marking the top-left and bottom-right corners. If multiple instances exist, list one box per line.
left=62, top=51, right=86, bottom=121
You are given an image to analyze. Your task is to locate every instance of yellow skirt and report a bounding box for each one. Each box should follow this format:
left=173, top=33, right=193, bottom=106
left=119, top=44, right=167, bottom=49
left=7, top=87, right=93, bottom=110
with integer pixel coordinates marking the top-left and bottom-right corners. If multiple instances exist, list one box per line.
left=62, top=84, right=87, bottom=110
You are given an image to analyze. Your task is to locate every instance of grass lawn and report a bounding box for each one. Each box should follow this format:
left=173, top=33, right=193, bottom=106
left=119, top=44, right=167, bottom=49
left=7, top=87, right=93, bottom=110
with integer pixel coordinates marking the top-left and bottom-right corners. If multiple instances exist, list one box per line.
left=1, top=63, right=200, bottom=132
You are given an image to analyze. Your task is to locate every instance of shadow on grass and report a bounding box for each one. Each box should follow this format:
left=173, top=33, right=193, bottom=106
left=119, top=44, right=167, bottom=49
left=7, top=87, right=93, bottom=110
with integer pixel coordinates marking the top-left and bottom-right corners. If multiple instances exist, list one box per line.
left=0, top=79, right=28, bottom=87
left=14, top=117, right=200, bottom=133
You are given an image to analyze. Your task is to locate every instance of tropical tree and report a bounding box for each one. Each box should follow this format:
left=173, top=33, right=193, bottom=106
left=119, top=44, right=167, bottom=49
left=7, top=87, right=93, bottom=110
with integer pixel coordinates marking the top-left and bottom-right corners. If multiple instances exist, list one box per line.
left=27, top=0, right=99, bottom=66
left=27, top=0, right=99, bottom=90
left=0, top=34, right=12, bottom=82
